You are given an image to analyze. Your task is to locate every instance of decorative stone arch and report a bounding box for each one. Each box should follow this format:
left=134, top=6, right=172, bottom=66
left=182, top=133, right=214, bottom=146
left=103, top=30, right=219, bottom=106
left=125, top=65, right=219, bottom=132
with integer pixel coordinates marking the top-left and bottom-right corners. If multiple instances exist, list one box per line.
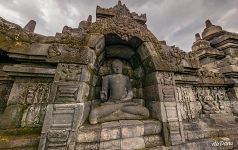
left=85, top=29, right=185, bottom=146
left=39, top=15, right=185, bottom=150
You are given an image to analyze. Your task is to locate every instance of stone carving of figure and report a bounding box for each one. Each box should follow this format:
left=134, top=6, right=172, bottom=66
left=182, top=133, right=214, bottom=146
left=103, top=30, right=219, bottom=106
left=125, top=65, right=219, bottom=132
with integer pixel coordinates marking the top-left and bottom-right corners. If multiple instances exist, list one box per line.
left=201, top=90, right=220, bottom=114
left=89, top=59, right=149, bottom=124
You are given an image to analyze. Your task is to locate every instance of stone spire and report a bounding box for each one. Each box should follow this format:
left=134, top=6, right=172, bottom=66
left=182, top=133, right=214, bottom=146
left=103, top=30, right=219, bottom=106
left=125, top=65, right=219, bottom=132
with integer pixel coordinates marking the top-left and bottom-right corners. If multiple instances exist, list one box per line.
left=24, top=20, right=36, bottom=32
left=87, top=15, right=92, bottom=23
left=195, top=33, right=201, bottom=41
left=202, top=19, right=223, bottom=39
left=96, top=0, right=147, bottom=24
left=118, top=0, right=122, bottom=6
left=205, top=19, right=213, bottom=28
left=192, top=33, right=210, bottom=51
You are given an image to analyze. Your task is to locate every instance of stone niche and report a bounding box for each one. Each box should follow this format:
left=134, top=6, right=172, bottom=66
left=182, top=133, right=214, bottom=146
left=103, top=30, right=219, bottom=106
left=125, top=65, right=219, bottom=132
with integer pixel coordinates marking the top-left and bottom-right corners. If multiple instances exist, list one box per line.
left=75, top=35, right=163, bottom=149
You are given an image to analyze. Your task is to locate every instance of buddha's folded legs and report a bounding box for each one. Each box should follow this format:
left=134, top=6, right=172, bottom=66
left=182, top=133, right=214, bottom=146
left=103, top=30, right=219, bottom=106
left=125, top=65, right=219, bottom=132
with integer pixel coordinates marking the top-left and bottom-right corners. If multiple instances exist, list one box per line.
left=89, top=103, right=124, bottom=124
left=121, top=105, right=149, bottom=118
left=89, top=102, right=149, bottom=124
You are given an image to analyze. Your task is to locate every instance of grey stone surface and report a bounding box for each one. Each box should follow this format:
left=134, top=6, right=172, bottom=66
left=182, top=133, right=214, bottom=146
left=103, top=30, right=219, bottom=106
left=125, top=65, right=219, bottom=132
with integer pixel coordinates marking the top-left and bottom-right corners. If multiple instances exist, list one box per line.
left=143, top=120, right=162, bottom=135
left=121, top=137, right=145, bottom=150
left=77, top=125, right=101, bottom=143
left=24, top=20, right=36, bottom=32
left=100, top=139, right=121, bottom=150
left=1, top=1, right=238, bottom=150
left=120, top=120, right=144, bottom=138
left=6, top=78, right=52, bottom=105
left=0, top=104, right=24, bottom=129
left=101, top=121, right=121, bottom=141
left=50, top=82, right=90, bottom=103
left=0, top=81, right=12, bottom=114
left=21, top=104, right=47, bottom=127
left=89, top=59, right=149, bottom=124
left=106, top=45, right=135, bottom=60
left=144, top=135, right=163, bottom=148
left=76, top=142, right=99, bottom=150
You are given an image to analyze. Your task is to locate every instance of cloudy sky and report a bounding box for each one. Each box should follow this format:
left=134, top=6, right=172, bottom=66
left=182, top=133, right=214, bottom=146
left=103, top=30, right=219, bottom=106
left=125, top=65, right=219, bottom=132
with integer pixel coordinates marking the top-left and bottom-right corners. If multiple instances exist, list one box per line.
left=0, top=0, right=237, bottom=51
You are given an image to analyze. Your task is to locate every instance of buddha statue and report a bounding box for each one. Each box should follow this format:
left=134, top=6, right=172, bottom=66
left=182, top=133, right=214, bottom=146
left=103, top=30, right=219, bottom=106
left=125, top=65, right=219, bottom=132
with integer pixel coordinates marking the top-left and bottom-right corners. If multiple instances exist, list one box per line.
left=89, top=59, right=149, bottom=124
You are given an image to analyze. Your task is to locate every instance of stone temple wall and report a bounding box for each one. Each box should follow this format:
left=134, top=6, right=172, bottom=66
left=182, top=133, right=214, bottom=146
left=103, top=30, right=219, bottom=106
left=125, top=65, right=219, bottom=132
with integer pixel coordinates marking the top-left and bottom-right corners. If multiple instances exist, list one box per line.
left=0, top=1, right=238, bottom=150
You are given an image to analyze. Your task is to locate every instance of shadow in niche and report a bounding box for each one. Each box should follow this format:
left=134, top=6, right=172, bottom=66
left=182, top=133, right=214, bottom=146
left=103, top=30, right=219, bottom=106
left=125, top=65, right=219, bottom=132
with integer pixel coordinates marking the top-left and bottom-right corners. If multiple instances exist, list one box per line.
left=0, top=50, right=17, bottom=63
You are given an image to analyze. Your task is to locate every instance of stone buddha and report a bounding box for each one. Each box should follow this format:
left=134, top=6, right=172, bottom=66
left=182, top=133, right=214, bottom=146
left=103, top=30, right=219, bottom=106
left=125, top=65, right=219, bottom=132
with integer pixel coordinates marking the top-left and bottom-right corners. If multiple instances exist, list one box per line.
left=89, top=59, right=149, bottom=124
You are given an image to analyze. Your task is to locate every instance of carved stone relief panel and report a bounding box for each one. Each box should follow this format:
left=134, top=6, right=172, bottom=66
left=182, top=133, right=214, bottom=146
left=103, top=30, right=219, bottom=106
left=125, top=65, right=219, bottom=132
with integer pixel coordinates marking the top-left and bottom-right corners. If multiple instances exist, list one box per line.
left=21, top=104, right=47, bottom=127
left=7, top=78, right=52, bottom=105
left=176, top=85, right=201, bottom=120
left=25, top=83, right=51, bottom=104
left=194, top=87, right=231, bottom=114
left=55, top=64, right=83, bottom=82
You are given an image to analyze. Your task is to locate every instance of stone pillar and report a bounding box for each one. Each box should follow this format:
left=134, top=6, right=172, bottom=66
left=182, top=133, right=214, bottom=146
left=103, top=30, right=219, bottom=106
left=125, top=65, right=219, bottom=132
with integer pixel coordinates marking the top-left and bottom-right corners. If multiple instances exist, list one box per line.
left=38, top=64, right=93, bottom=149
left=144, top=72, right=185, bottom=146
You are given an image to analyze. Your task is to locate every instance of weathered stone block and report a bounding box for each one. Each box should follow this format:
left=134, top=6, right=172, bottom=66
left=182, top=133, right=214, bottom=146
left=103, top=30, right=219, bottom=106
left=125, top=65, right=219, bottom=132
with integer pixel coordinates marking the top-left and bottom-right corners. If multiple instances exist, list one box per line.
left=50, top=82, right=90, bottom=103
left=0, top=104, right=24, bottom=129
left=120, top=120, right=144, bottom=138
left=143, top=72, right=160, bottom=87
left=85, top=34, right=105, bottom=56
left=144, top=135, right=163, bottom=148
left=133, top=66, right=144, bottom=79
left=47, top=129, right=69, bottom=143
left=121, top=137, right=145, bottom=150
left=0, top=81, right=12, bottom=113
left=129, top=55, right=141, bottom=69
left=76, top=142, right=100, bottom=150
left=137, top=42, right=157, bottom=61
left=143, top=84, right=160, bottom=101
left=100, top=139, right=121, bottom=150
left=77, top=124, right=101, bottom=143
left=54, top=64, right=91, bottom=83
left=106, top=45, right=135, bottom=60
left=101, top=121, right=121, bottom=141
left=47, top=44, right=95, bottom=65
left=143, top=120, right=162, bottom=135
left=21, top=104, right=47, bottom=127
left=7, top=78, right=52, bottom=105
left=142, top=56, right=156, bottom=74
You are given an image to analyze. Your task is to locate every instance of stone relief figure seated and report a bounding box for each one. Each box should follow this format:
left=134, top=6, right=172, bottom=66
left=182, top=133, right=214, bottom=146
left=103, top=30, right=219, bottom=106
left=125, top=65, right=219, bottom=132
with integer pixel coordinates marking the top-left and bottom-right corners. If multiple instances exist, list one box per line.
left=89, top=59, right=149, bottom=124
left=201, top=91, right=220, bottom=114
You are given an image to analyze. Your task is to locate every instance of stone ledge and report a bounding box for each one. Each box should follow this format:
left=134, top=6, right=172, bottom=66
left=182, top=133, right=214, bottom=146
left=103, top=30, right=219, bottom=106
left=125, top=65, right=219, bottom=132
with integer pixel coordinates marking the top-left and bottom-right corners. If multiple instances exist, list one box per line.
left=0, top=134, right=40, bottom=149
left=3, top=64, right=56, bottom=77
left=77, top=120, right=162, bottom=147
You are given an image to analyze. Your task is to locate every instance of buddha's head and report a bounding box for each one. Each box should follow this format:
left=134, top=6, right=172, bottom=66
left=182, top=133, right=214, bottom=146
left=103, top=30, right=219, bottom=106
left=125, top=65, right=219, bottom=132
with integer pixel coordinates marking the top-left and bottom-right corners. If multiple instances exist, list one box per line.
left=112, top=59, right=122, bottom=74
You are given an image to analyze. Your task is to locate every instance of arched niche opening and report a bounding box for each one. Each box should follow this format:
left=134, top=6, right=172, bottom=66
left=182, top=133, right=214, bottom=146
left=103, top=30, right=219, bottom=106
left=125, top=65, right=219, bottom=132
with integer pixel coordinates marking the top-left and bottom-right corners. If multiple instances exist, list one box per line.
left=91, top=33, right=156, bottom=120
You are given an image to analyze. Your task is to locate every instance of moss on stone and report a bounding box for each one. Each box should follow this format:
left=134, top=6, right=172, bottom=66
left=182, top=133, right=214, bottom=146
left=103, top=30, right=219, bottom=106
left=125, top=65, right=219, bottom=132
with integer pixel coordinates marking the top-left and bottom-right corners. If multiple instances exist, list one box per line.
left=0, top=127, right=41, bottom=136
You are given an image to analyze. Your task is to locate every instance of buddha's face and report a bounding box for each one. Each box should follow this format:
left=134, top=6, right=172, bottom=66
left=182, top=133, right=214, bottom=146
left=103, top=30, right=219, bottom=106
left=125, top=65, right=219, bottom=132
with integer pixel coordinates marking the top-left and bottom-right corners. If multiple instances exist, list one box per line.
left=112, top=59, right=122, bottom=74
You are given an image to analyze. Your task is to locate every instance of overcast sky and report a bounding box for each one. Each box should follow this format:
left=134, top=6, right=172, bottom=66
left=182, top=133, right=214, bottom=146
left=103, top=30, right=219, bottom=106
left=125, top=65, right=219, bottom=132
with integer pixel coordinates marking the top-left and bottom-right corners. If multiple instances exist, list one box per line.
left=0, top=0, right=237, bottom=51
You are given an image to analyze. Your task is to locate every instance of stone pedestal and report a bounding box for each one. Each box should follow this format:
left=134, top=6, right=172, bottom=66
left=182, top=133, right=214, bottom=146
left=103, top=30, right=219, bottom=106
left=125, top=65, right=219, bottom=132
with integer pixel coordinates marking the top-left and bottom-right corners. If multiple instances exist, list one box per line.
left=76, top=120, right=163, bottom=150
